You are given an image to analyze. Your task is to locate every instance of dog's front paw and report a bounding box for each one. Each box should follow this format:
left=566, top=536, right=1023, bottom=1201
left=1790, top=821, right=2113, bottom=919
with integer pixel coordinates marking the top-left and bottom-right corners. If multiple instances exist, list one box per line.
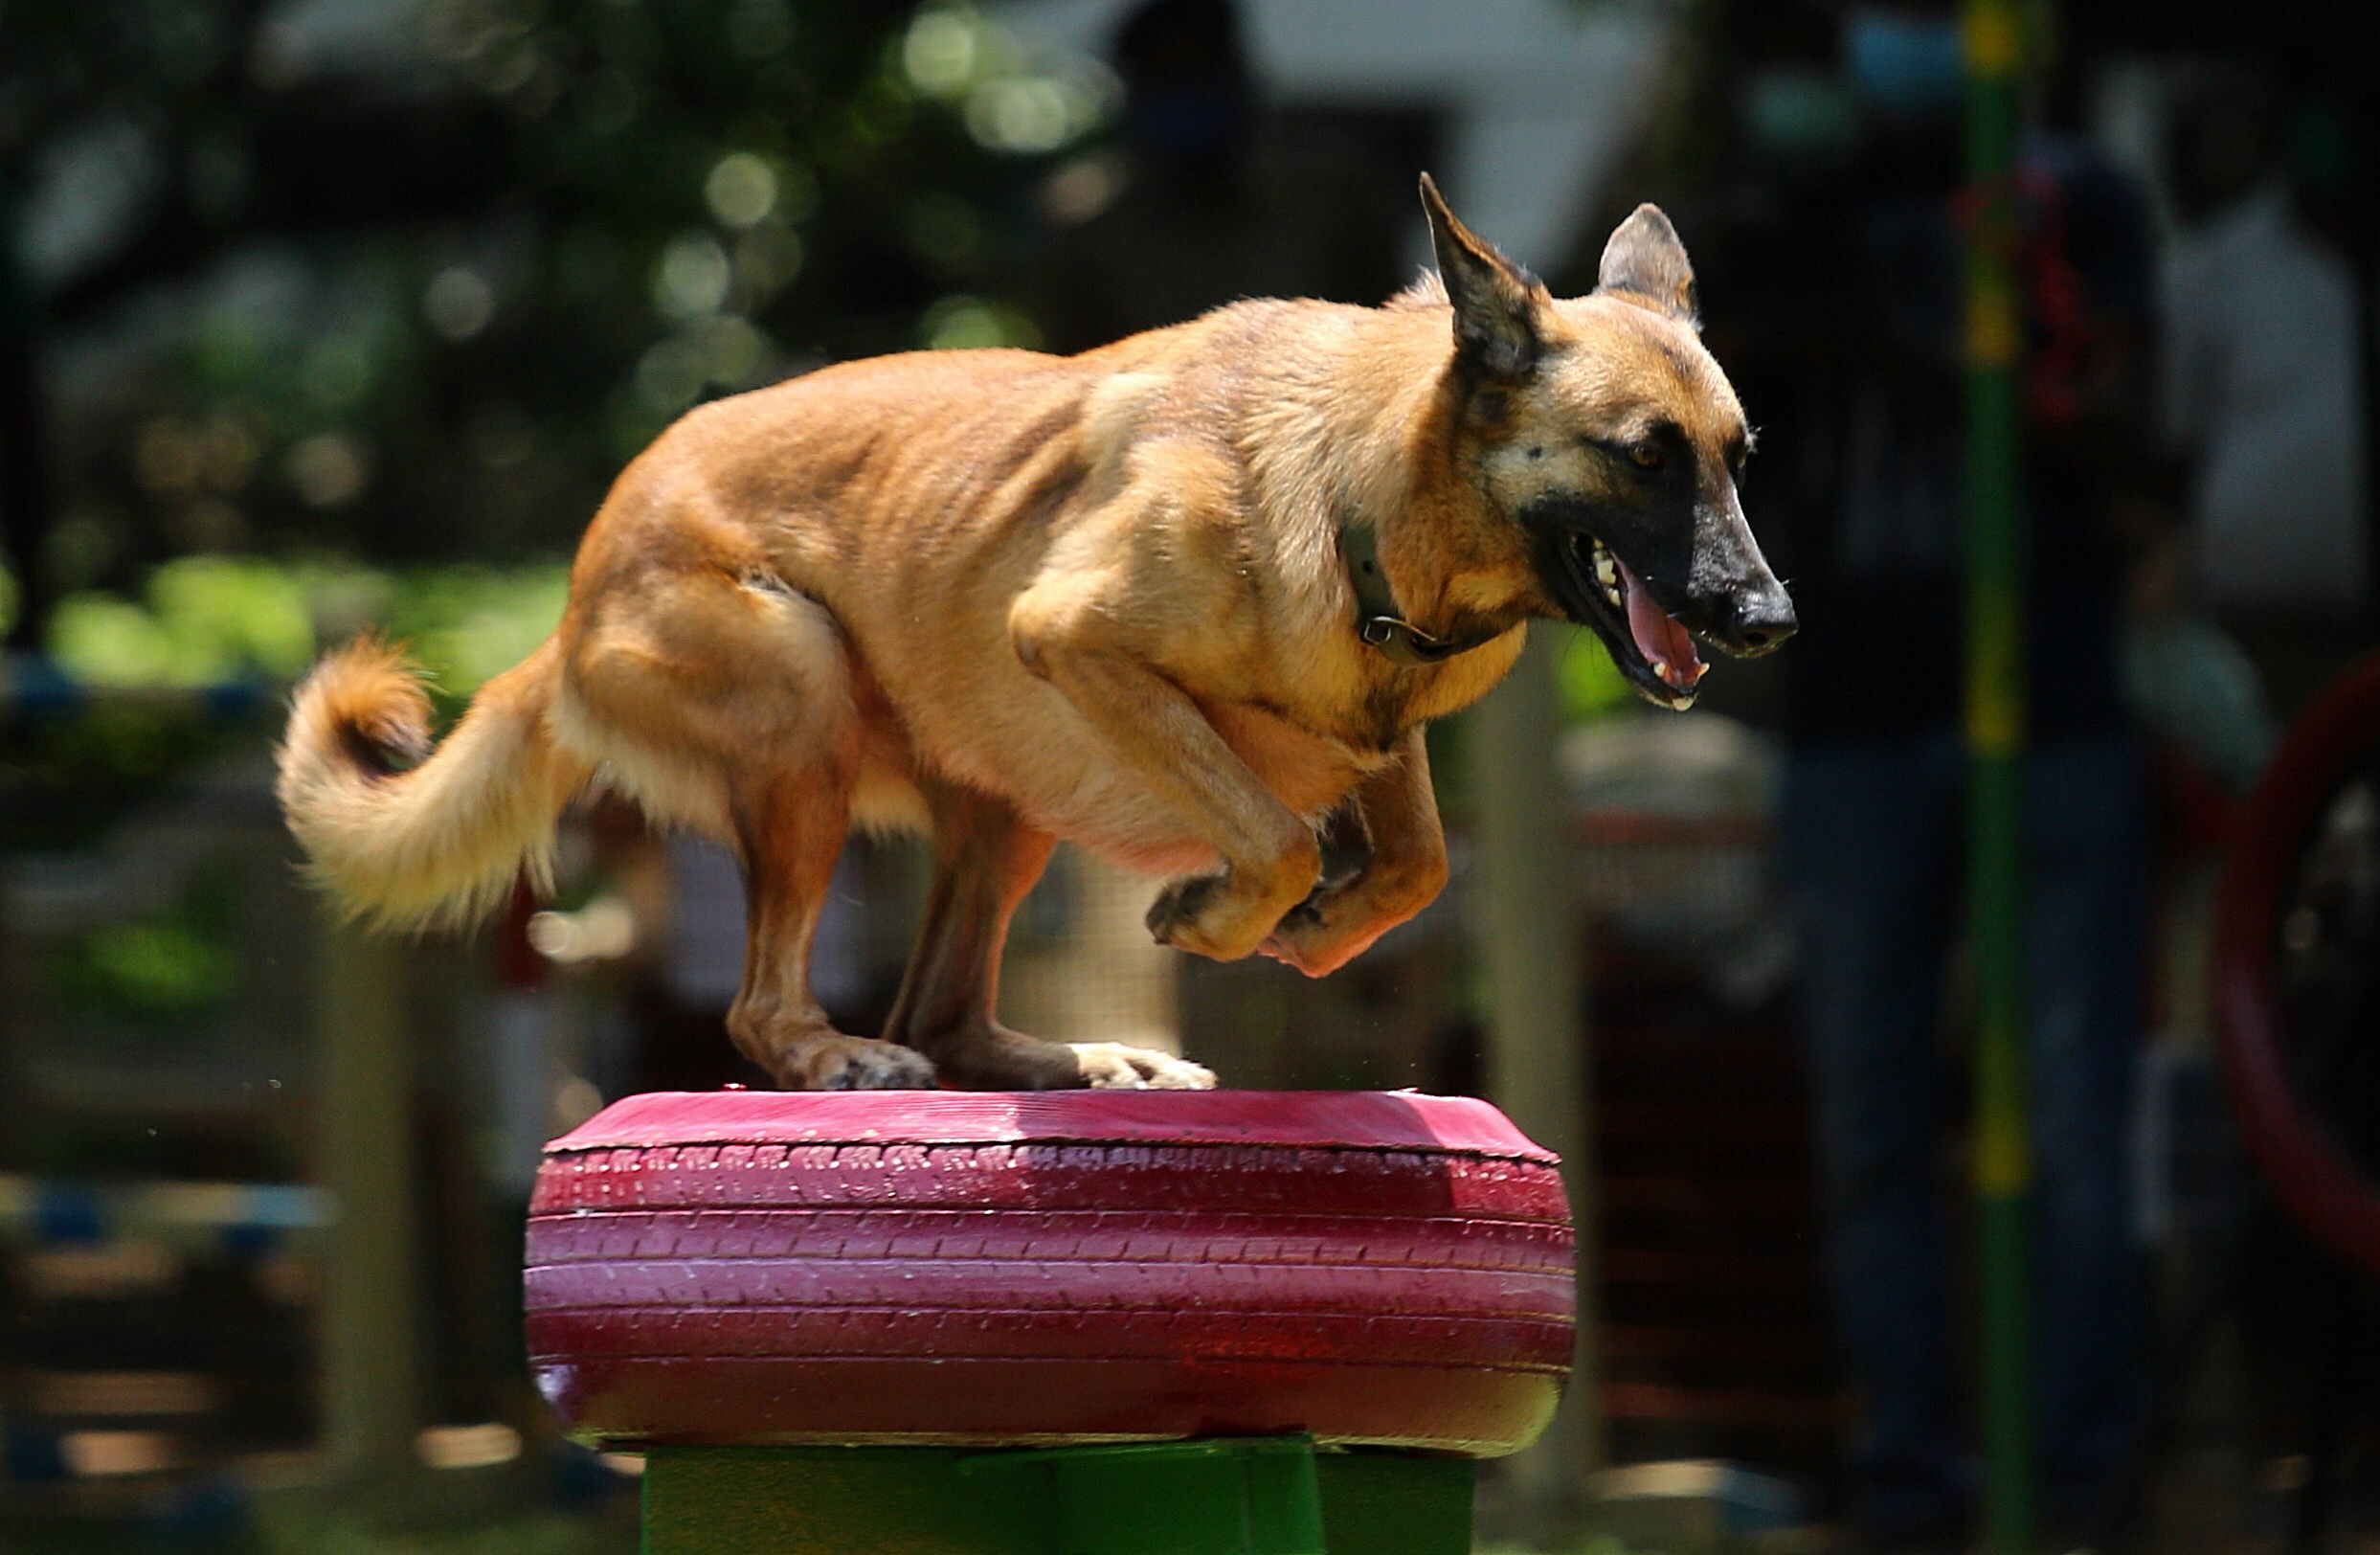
left=1069, top=1043, right=1217, bottom=1090
left=1145, top=871, right=1264, bottom=960
left=775, top=1035, right=937, bottom=1092
left=1258, top=887, right=1391, bottom=979
left=1146, top=872, right=1224, bottom=941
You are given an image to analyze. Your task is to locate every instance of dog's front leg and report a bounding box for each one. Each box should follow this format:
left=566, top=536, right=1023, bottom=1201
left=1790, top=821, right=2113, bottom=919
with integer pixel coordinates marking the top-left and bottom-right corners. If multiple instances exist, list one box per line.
left=1261, top=728, right=1451, bottom=978
left=1015, top=629, right=1320, bottom=961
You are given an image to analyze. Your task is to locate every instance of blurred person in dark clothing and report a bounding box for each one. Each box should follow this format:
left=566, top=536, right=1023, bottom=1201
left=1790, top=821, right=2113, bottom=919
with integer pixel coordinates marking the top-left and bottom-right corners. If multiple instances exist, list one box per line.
left=1662, top=4, right=2160, bottom=1546
left=1027, top=0, right=1409, bottom=351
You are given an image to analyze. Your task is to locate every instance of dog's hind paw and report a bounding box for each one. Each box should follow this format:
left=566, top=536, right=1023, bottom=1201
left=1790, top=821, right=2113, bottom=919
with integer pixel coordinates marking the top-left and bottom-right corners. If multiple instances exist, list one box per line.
left=773, top=1035, right=938, bottom=1092
left=1069, top=1043, right=1217, bottom=1091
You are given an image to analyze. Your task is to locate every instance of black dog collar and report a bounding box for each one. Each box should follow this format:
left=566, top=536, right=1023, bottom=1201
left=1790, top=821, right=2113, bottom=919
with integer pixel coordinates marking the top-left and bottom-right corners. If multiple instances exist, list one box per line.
left=1341, top=523, right=1498, bottom=667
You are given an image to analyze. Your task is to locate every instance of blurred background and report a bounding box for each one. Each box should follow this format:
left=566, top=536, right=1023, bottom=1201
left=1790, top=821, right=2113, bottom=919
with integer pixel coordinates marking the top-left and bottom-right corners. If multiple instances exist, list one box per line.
left=0, top=0, right=2375, bottom=1550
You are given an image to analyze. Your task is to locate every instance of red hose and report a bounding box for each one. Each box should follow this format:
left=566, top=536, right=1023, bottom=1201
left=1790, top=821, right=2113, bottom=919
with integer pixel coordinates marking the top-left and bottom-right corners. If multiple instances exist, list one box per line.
left=2213, top=652, right=2380, bottom=1274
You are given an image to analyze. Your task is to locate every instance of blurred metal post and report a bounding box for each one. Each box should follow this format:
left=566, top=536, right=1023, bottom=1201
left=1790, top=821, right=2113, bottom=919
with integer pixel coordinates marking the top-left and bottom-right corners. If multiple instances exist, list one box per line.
left=1469, top=626, right=1599, bottom=1525
left=1961, top=2, right=2036, bottom=1550
left=316, top=920, right=424, bottom=1483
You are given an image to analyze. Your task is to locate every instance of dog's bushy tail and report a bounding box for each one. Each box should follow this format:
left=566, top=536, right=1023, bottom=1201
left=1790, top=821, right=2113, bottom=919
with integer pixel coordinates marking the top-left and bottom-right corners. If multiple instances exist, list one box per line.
left=276, top=635, right=590, bottom=931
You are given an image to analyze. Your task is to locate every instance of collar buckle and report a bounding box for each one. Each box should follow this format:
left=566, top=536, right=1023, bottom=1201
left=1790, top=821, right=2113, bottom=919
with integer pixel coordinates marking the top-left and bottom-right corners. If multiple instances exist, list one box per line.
left=1343, top=523, right=1495, bottom=668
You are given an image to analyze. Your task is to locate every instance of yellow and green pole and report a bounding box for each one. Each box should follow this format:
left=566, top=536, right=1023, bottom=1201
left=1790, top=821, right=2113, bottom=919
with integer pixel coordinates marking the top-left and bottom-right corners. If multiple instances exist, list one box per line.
left=1962, top=1, right=2034, bottom=1550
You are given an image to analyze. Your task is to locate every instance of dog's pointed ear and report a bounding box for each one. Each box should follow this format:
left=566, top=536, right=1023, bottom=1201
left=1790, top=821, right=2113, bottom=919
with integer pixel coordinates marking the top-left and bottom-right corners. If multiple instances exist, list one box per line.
left=1596, top=203, right=1698, bottom=327
left=1419, top=172, right=1547, bottom=380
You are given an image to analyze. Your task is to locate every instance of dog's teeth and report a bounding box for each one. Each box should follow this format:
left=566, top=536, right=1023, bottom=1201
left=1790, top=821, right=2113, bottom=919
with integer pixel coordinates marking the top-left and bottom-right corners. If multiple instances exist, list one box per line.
left=1593, top=548, right=1618, bottom=588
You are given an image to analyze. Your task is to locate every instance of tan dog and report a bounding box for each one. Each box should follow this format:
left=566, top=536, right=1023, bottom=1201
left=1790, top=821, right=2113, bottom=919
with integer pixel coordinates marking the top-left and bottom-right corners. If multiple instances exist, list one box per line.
left=277, top=177, right=1793, bottom=1092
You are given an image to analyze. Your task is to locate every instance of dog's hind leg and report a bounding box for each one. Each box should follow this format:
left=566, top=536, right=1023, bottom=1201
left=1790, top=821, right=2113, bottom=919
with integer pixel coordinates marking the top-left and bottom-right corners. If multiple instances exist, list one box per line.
left=566, top=563, right=932, bottom=1091
left=726, top=763, right=936, bottom=1091
left=883, top=778, right=1214, bottom=1091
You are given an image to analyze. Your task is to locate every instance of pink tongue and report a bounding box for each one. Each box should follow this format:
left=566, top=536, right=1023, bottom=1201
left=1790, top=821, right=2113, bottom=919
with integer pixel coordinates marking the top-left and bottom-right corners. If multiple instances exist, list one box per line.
left=1619, top=561, right=1705, bottom=689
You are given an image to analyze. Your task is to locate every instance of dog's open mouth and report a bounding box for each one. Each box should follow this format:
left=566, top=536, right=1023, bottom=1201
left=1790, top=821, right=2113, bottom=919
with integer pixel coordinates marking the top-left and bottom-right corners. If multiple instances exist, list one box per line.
left=1557, top=530, right=1706, bottom=710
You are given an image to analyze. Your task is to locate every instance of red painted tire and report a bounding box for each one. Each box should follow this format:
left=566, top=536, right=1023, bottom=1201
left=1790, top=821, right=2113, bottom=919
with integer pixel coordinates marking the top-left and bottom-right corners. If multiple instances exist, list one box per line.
left=2214, top=651, right=2380, bottom=1274
left=527, top=1090, right=1573, bottom=1456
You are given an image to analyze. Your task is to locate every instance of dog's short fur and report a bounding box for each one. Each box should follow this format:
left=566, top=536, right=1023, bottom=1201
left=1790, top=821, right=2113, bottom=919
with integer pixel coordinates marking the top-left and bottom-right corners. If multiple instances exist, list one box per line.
left=278, top=178, right=1793, bottom=1092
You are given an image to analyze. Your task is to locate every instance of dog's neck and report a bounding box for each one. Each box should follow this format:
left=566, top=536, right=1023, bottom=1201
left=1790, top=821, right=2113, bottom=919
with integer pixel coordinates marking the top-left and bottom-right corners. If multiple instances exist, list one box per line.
left=1338, top=519, right=1501, bottom=666
left=1313, top=310, right=1536, bottom=664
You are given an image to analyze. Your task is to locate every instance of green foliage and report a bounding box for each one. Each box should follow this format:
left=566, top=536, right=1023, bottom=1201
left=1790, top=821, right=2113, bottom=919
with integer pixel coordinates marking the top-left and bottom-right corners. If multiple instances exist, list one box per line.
left=56, top=869, right=239, bottom=1019
left=919, top=292, right=1045, bottom=349
left=11, top=0, right=1111, bottom=598
left=386, top=563, right=573, bottom=692
left=1555, top=622, right=1632, bottom=721
left=62, top=918, right=238, bottom=1016
left=51, top=556, right=315, bottom=687
left=45, top=555, right=573, bottom=694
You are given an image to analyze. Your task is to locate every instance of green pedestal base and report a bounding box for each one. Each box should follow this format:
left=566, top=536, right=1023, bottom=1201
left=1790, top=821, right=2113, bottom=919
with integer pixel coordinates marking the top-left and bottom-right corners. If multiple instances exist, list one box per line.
left=641, top=1436, right=1473, bottom=1555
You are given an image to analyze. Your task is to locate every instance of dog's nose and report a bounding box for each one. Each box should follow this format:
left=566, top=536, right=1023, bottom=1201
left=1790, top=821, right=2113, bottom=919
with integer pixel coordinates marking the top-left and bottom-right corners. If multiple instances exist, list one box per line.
left=1727, top=590, right=1797, bottom=656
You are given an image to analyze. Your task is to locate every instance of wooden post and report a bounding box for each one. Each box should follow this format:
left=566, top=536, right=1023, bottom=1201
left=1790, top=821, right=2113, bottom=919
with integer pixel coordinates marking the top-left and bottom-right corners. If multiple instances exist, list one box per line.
left=316, top=920, right=424, bottom=1484
left=1468, top=626, right=1598, bottom=1529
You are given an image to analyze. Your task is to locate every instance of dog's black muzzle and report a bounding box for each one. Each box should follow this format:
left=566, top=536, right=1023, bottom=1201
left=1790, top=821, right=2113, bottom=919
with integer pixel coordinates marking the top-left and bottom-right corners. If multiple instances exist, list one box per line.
left=1520, top=490, right=1796, bottom=703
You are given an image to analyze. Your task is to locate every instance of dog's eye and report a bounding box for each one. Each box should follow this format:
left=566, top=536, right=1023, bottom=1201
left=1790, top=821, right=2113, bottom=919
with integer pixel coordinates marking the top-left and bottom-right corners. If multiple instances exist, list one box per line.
left=1628, top=443, right=1663, bottom=471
